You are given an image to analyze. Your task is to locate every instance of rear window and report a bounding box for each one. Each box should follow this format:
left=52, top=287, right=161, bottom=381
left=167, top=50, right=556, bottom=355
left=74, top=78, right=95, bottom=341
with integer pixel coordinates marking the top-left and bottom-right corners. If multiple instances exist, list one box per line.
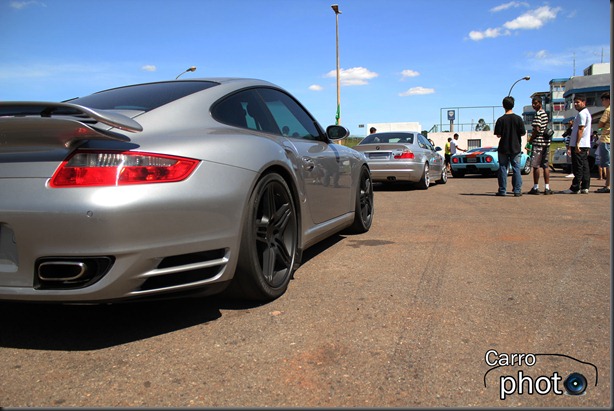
left=67, top=81, right=218, bottom=111
left=360, top=133, right=414, bottom=145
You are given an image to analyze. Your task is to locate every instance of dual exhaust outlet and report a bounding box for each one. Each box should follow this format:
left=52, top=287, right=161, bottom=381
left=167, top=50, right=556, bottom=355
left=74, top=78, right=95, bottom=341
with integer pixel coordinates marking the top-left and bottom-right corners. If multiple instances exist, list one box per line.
left=35, top=257, right=114, bottom=289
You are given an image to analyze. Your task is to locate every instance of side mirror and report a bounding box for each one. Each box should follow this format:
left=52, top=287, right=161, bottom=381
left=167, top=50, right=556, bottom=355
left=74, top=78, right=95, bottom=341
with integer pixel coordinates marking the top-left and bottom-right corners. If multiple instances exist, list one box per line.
left=435, top=146, right=442, bottom=151
left=326, top=125, right=350, bottom=140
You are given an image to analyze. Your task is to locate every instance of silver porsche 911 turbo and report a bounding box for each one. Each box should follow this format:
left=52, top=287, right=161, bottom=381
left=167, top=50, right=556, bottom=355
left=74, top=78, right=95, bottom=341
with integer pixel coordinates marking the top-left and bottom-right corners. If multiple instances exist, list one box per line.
left=0, top=78, right=374, bottom=303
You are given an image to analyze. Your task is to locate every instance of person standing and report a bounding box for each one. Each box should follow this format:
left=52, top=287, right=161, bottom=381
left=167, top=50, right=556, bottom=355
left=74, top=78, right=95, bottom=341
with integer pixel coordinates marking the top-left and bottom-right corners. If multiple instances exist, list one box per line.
left=444, top=137, right=452, bottom=172
left=596, top=92, right=610, bottom=193
left=562, top=95, right=592, bottom=194
left=494, top=96, right=526, bottom=196
left=561, top=120, right=575, bottom=178
left=528, top=97, right=553, bottom=194
left=450, top=133, right=466, bottom=155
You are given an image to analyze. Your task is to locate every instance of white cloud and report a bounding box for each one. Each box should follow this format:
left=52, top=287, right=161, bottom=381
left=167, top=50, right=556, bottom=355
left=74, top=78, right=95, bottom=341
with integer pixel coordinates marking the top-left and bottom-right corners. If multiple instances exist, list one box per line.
left=141, top=65, right=157, bottom=72
left=309, top=84, right=323, bottom=91
left=325, top=67, right=378, bottom=86
left=490, top=2, right=528, bottom=13
left=399, top=87, right=435, bottom=97
left=401, top=69, right=420, bottom=79
left=532, top=50, right=548, bottom=59
left=469, top=5, right=559, bottom=41
left=503, top=6, right=559, bottom=30
left=468, top=27, right=508, bottom=41
left=10, top=1, right=46, bottom=9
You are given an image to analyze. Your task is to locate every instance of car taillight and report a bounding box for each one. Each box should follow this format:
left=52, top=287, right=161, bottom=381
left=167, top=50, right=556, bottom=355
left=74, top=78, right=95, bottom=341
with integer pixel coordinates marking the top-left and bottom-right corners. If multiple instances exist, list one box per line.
left=50, top=151, right=200, bottom=187
left=452, top=157, right=459, bottom=163
left=394, top=150, right=415, bottom=159
left=485, top=156, right=493, bottom=163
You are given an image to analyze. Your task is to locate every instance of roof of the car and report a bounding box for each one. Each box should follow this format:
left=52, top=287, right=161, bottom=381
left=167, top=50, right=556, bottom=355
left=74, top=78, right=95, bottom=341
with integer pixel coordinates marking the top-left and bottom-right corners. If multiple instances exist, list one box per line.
left=371, top=131, right=415, bottom=134
left=177, top=77, right=278, bottom=87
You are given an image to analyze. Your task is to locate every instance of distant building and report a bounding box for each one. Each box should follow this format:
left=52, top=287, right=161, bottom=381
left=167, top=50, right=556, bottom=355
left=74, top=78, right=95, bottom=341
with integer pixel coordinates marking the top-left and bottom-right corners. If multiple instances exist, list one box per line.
left=522, top=63, right=610, bottom=138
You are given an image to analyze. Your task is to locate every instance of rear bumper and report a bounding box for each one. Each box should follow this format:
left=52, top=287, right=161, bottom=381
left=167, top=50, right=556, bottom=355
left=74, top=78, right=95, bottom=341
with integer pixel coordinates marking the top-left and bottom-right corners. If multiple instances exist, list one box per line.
left=0, top=164, right=253, bottom=302
left=451, top=164, right=497, bottom=173
left=368, top=164, right=422, bottom=182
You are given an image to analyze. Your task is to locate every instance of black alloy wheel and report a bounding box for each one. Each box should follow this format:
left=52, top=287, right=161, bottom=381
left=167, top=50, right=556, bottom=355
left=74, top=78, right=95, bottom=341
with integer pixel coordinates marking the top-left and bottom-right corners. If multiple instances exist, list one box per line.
left=345, top=166, right=374, bottom=234
left=234, top=173, right=299, bottom=301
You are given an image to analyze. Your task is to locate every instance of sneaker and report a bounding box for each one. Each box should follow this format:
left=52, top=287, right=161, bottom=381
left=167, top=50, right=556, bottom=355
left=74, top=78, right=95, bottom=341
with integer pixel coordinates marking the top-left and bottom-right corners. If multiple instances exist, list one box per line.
left=528, top=188, right=540, bottom=195
left=495, top=192, right=506, bottom=196
left=543, top=188, right=554, bottom=195
left=596, top=187, right=610, bottom=193
left=561, top=189, right=579, bottom=194
left=514, top=192, right=522, bottom=197
left=565, top=174, right=575, bottom=178
left=580, top=189, right=589, bottom=194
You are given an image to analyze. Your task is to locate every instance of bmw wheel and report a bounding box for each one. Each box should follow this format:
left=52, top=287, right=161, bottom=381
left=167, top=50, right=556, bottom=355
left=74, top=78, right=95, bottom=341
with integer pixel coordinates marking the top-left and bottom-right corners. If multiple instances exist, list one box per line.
left=436, top=167, right=448, bottom=184
left=417, top=163, right=430, bottom=189
left=522, top=158, right=532, bottom=175
left=233, top=173, right=299, bottom=301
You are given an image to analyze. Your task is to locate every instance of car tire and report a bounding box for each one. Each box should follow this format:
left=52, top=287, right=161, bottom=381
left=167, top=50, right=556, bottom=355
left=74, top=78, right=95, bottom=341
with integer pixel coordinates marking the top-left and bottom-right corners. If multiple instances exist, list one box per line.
left=232, top=173, right=299, bottom=302
left=344, top=166, right=374, bottom=234
left=417, top=163, right=430, bottom=189
left=451, top=170, right=464, bottom=178
left=436, top=167, right=447, bottom=184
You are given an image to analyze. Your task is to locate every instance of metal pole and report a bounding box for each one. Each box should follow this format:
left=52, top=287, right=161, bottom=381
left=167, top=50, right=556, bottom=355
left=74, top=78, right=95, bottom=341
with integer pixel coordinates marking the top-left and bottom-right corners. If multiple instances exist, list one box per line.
left=335, top=10, right=341, bottom=125
left=507, top=76, right=530, bottom=97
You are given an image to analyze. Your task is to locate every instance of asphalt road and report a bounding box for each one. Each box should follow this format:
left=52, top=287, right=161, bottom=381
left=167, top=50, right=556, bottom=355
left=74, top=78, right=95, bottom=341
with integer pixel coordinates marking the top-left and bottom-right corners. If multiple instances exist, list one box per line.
left=0, top=170, right=611, bottom=408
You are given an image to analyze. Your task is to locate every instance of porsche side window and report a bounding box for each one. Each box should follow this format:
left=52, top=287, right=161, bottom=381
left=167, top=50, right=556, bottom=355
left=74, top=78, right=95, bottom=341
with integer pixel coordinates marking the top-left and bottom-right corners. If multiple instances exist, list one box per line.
left=257, top=88, right=321, bottom=140
left=212, top=90, right=279, bottom=134
left=212, top=92, right=248, bottom=128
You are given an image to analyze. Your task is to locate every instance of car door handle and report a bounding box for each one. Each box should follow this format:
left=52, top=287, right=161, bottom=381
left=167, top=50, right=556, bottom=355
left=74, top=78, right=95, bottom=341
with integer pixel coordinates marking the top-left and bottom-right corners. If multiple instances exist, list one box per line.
left=302, top=157, right=315, bottom=171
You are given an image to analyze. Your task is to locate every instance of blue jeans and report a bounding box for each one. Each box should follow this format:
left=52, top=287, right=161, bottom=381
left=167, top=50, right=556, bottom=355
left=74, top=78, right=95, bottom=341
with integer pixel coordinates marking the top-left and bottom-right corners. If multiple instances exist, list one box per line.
left=498, top=152, right=522, bottom=194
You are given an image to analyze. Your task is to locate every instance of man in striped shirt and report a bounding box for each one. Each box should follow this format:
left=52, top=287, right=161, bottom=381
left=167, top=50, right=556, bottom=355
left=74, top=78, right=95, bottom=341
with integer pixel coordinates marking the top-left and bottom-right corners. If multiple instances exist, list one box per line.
left=528, top=97, right=552, bottom=194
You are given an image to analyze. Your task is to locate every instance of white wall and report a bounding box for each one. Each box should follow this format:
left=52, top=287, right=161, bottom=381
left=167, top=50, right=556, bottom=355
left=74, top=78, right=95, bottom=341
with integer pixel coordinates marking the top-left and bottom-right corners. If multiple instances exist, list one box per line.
left=367, top=122, right=422, bottom=133
left=427, top=131, right=531, bottom=152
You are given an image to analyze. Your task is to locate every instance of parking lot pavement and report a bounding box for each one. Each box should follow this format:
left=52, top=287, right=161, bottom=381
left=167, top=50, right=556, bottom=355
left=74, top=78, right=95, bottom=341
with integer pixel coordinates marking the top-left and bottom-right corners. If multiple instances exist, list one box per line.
left=0, top=171, right=610, bottom=408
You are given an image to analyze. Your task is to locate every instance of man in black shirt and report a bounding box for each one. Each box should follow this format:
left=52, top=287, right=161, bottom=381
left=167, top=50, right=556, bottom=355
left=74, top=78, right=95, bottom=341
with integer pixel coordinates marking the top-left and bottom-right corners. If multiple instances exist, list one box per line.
left=494, top=96, right=526, bottom=196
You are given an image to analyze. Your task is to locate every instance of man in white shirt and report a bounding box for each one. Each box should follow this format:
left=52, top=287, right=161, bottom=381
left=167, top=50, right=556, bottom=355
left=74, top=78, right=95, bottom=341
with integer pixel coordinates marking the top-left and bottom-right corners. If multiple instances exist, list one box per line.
left=563, top=95, right=592, bottom=194
left=449, top=133, right=466, bottom=156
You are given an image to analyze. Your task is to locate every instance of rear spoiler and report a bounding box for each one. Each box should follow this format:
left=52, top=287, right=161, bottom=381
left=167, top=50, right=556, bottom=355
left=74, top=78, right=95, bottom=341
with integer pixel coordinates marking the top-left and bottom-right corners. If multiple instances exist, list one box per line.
left=0, top=101, right=142, bottom=132
left=0, top=102, right=142, bottom=150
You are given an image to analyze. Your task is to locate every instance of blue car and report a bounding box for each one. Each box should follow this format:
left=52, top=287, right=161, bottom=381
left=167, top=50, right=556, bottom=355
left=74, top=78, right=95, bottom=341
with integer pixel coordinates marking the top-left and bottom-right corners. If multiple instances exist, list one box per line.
left=450, top=147, right=531, bottom=178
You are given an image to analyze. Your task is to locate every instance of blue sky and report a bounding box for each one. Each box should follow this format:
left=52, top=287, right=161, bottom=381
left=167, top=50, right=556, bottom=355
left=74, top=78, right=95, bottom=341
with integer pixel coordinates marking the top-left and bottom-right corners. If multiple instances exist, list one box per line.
left=0, top=0, right=610, bottom=136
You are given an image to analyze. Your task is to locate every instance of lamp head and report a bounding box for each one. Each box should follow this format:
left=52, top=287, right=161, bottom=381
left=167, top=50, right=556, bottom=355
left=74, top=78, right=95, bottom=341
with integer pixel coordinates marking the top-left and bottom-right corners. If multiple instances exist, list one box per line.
left=331, top=4, right=341, bottom=14
left=523, top=76, right=530, bottom=81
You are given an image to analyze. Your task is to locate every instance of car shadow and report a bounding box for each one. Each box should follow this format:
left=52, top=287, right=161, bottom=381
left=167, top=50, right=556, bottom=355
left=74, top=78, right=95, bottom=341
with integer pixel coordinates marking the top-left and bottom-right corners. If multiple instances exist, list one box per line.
left=373, top=182, right=420, bottom=191
left=0, top=295, right=264, bottom=351
left=0, top=236, right=346, bottom=351
left=300, top=233, right=346, bottom=264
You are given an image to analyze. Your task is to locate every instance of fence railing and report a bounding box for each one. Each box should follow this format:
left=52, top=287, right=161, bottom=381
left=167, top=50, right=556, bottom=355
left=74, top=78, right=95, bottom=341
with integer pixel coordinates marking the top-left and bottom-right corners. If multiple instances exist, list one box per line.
left=429, top=122, right=494, bottom=133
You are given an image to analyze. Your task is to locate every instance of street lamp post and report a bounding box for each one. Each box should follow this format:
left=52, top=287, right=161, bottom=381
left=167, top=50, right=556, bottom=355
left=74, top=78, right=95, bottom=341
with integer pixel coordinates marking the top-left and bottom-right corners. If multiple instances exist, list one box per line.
left=507, top=76, right=530, bottom=97
left=175, top=66, right=197, bottom=80
left=331, top=4, right=341, bottom=125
